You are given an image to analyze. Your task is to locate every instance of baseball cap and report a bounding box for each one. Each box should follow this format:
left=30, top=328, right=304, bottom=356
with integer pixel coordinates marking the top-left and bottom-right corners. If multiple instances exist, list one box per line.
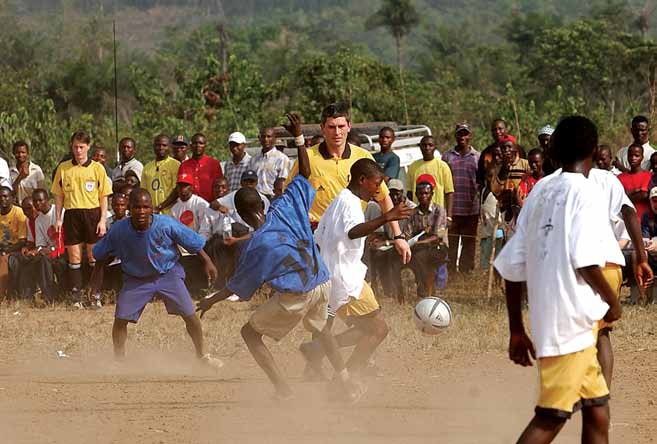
left=455, top=123, right=472, bottom=134
left=388, top=179, right=405, bottom=191
left=499, top=134, right=517, bottom=144
left=241, top=170, right=258, bottom=182
left=416, top=174, right=437, bottom=189
left=172, top=135, right=189, bottom=146
left=650, top=187, right=657, bottom=199
left=538, top=125, right=555, bottom=136
left=228, top=132, right=246, bottom=144
left=176, top=173, right=194, bottom=185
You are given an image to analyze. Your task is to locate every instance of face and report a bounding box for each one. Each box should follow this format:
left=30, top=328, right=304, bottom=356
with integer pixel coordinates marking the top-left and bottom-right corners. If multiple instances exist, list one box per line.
left=21, top=198, right=33, bottom=219
left=420, top=138, right=435, bottom=160
left=119, top=139, right=136, bottom=161
left=71, top=139, right=91, bottom=162
left=631, top=122, right=650, bottom=145
left=172, top=144, right=188, bottom=162
left=33, top=192, right=50, bottom=214
left=125, top=174, right=140, bottom=188
left=112, top=196, right=128, bottom=219
left=153, top=137, right=170, bottom=160
left=651, top=197, right=657, bottom=214
left=379, top=130, right=395, bottom=150
left=177, top=183, right=193, bottom=201
left=321, top=117, right=351, bottom=149
left=358, top=174, right=384, bottom=201
left=597, top=150, right=612, bottom=170
left=390, top=189, right=404, bottom=205
left=455, top=130, right=471, bottom=149
left=493, top=146, right=503, bottom=164
left=241, top=179, right=258, bottom=189
left=651, top=154, right=657, bottom=172
left=213, top=179, right=229, bottom=199
left=190, top=135, right=207, bottom=157
left=528, top=153, right=543, bottom=174
left=92, top=149, right=107, bottom=164
left=229, top=142, right=245, bottom=158
left=130, top=194, right=153, bottom=231
left=259, top=128, right=276, bottom=150
left=14, top=145, right=28, bottom=164
left=501, top=141, right=516, bottom=164
left=415, top=185, right=433, bottom=206
left=538, top=134, right=551, bottom=150
left=0, top=189, right=12, bottom=211
left=492, top=121, right=507, bottom=142
left=628, top=145, right=644, bottom=169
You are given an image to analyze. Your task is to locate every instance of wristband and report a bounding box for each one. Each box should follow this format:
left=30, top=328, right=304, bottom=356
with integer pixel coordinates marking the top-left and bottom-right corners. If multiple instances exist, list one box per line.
left=294, top=135, right=305, bottom=146
left=393, top=234, right=405, bottom=241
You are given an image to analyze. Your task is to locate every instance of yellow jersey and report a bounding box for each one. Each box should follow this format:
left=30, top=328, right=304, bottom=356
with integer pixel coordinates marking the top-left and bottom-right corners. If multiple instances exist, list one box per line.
left=0, top=205, right=26, bottom=245
left=51, top=159, right=111, bottom=210
left=142, top=157, right=181, bottom=211
left=406, top=158, right=455, bottom=207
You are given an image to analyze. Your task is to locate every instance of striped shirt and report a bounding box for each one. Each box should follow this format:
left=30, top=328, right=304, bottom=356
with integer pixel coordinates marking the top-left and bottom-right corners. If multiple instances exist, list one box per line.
left=223, top=153, right=252, bottom=192
left=442, top=147, right=480, bottom=216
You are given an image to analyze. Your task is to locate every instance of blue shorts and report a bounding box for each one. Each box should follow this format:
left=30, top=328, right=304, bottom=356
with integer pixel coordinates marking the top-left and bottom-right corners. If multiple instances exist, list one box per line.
left=115, top=263, right=195, bottom=323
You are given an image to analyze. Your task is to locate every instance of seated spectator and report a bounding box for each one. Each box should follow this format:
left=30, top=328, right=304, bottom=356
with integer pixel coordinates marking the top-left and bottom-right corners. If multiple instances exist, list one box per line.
left=124, top=169, right=141, bottom=188
left=0, top=187, right=27, bottom=296
left=22, top=197, right=36, bottom=244
left=211, top=170, right=271, bottom=231
left=107, top=193, right=128, bottom=229
left=596, top=145, right=621, bottom=175
left=516, top=148, right=545, bottom=207
left=618, top=143, right=652, bottom=223
left=10, top=141, right=45, bottom=204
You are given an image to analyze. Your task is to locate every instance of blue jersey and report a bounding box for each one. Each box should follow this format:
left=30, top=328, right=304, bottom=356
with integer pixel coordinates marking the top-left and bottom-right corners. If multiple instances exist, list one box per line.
left=227, top=175, right=329, bottom=300
left=93, top=215, right=206, bottom=278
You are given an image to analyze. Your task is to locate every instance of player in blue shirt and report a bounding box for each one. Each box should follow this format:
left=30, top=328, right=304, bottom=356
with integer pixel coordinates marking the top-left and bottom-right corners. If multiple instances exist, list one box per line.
left=90, top=189, right=222, bottom=370
left=197, top=113, right=364, bottom=401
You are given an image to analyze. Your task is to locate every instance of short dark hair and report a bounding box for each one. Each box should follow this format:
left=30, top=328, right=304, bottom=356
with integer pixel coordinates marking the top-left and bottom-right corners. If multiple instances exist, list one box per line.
left=32, top=188, right=48, bottom=199
left=632, top=115, right=649, bottom=126
left=551, top=116, right=598, bottom=165
left=527, top=148, right=543, bottom=158
left=492, top=118, right=507, bottom=128
left=153, top=133, right=169, bottom=142
left=128, top=188, right=151, bottom=206
left=416, top=181, right=434, bottom=192
left=234, top=187, right=264, bottom=219
left=70, top=130, right=91, bottom=145
left=598, top=144, right=612, bottom=155
left=12, top=140, right=29, bottom=153
left=350, top=158, right=384, bottom=182
left=119, top=137, right=136, bottom=146
left=420, top=135, right=434, bottom=145
left=379, top=126, right=395, bottom=136
left=191, top=132, right=206, bottom=140
left=0, top=186, right=13, bottom=195
left=320, top=102, right=350, bottom=124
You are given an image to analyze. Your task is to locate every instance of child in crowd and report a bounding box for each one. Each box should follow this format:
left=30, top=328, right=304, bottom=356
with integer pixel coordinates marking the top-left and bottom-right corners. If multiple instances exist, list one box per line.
left=618, top=143, right=652, bottom=223
left=595, top=145, right=621, bottom=175
left=516, top=148, right=544, bottom=207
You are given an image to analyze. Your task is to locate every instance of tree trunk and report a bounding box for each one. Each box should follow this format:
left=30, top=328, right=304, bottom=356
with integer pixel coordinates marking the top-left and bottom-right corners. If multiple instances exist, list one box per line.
left=396, top=34, right=410, bottom=125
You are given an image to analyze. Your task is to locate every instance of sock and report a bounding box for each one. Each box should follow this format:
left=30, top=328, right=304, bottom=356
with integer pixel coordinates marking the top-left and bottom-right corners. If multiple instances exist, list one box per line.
left=68, top=263, right=82, bottom=295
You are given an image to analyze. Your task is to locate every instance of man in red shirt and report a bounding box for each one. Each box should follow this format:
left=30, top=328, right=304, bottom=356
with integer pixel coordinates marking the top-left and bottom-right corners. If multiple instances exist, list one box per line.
left=618, top=143, right=652, bottom=223
left=177, top=133, right=223, bottom=202
left=516, top=148, right=545, bottom=207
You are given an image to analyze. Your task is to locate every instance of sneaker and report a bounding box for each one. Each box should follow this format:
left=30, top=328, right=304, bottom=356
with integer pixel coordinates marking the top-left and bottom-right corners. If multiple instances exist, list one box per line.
left=362, top=361, right=384, bottom=378
left=226, top=294, right=240, bottom=302
left=72, top=301, right=84, bottom=310
left=328, top=378, right=367, bottom=404
left=90, top=299, right=102, bottom=310
left=199, top=354, right=224, bottom=371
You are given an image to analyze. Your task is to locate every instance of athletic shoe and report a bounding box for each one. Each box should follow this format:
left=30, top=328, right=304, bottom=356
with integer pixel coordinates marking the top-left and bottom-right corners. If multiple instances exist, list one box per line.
left=72, top=301, right=84, bottom=310
left=327, top=378, right=367, bottom=404
left=90, top=299, right=102, bottom=310
left=199, top=354, right=224, bottom=372
left=226, top=294, right=240, bottom=302
left=299, top=342, right=328, bottom=381
left=362, top=361, right=384, bottom=378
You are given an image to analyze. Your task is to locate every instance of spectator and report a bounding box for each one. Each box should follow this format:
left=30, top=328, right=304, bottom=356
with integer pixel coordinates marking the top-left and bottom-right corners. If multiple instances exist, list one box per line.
left=249, top=127, right=290, bottom=199
left=112, top=137, right=144, bottom=182
left=224, top=132, right=251, bottom=192
left=124, top=169, right=140, bottom=188
left=142, top=134, right=180, bottom=215
left=272, top=177, right=286, bottom=200
left=177, top=133, right=223, bottom=202
left=373, top=126, right=400, bottom=181
left=479, top=187, right=503, bottom=270
left=10, top=141, right=45, bottom=203
left=8, top=196, right=36, bottom=299
left=213, top=170, right=270, bottom=230
left=171, top=134, right=190, bottom=163
left=22, top=196, right=36, bottom=244
left=405, top=135, right=454, bottom=218
left=0, top=187, right=27, bottom=296
left=597, top=145, right=621, bottom=175
left=103, top=193, right=129, bottom=293
left=92, top=144, right=113, bottom=177
left=641, top=187, right=657, bottom=304
left=537, top=125, right=556, bottom=175
left=107, top=193, right=128, bottom=229
left=615, top=115, right=655, bottom=173
left=651, top=152, right=657, bottom=174
left=477, top=119, right=516, bottom=187
left=618, top=143, right=652, bottom=223
left=516, top=148, right=545, bottom=207
left=442, top=123, right=480, bottom=273
left=51, top=130, right=111, bottom=308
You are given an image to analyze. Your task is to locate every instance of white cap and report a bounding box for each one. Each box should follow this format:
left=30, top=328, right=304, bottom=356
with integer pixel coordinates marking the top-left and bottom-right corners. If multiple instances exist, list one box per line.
left=228, top=132, right=246, bottom=144
left=650, top=187, right=657, bottom=199
left=538, top=125, right=555, bottom=136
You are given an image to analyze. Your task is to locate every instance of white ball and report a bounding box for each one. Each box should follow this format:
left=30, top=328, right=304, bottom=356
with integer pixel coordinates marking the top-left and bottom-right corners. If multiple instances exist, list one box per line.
left=413, top=297, right=452, bottom=335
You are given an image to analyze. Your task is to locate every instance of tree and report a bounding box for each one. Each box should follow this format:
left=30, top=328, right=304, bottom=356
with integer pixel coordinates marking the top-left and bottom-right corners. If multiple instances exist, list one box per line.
left=365, top=0, right=420, bottom=124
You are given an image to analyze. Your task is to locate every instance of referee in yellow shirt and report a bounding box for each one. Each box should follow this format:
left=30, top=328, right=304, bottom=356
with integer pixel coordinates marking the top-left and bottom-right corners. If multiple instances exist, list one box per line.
left=52, top=130, right=111, bottom=308
left=141, top=134, right=180, bottom=214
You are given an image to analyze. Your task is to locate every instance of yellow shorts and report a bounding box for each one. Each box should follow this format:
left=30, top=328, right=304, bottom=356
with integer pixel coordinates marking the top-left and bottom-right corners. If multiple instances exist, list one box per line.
left=337, top=281, right=380, bottom=319
left=536, top=338, right=609, bottom=418
left=249, top=281, right=330, bottom=341
left=599, top=263, right=622, bottom=330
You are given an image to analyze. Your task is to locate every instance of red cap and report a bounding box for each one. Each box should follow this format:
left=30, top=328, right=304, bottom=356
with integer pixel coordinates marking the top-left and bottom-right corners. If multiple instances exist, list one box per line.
left=499, top=134, right=516, bottom=144
left=416, top=174, right=437, bottom=189
left=177, top=173, right=194, bottom=185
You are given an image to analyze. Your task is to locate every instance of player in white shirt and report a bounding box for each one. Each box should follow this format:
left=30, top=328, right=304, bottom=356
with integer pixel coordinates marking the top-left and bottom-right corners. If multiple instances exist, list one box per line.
left=210, top=169, right=270, bottom=232
left=494, top=116, right=621, bottom=444
left=302, top=158, right=411, bottom=379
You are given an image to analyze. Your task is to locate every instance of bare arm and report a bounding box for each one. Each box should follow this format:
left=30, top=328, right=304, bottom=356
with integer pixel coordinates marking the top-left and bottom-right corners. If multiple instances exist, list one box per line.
left=283, top=113, right=309, bottom=178
left=157, top=189, right=179, bottom=212
left=621, top=204, right=653, bottom=288
left=97, top=193, right=108, bottom=236
left=54, top=194, right=64, bottom=232
left=348, top=203, right=411, bottom=240
left=505, top=280, right=536, bottom=367
left=445, top=192, right=453, bottom=220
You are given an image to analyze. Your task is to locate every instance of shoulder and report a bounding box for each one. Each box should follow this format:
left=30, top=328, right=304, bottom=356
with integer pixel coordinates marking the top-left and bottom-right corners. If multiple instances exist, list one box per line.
left=167, top=157, right=181, bottom=167
left=350, top=145, right=374, bottom=160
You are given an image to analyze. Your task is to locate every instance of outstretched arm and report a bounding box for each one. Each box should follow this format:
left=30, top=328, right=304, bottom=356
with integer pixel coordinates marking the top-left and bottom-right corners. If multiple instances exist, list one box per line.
left=196, top=287, right=233, bottom=318
left=348, top=202, right=412, bottom=240
left=284, top=113, right=309, bottom=179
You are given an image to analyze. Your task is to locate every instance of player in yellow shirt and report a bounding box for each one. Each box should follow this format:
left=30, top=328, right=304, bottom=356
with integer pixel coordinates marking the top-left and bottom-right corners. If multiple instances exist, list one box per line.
left=0, top=187, right=27, bottom=296
left=51, top=130, right=111, bottom=308
left=406, top=135, right=454, bottom=219
left=141, top=134, right=181, bottom=214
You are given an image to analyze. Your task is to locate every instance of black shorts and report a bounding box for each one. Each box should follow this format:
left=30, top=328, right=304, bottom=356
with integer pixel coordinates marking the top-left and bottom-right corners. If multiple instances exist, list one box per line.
left=63, top=208, right=101, bottom=246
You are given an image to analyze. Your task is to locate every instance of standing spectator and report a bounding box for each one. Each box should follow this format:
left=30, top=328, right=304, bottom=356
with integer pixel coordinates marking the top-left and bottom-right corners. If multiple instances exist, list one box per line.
left=0, top=187, right=27, bottom=296
left=537, top=125, right=556, bottom=175
left=249, top=127, right=290, bottom=199
left=51, top=130, right=111, bottom=308
left=477, top=119, right=516, bottom=188
left=406, top=135, right=454, bottom=218
left=618, top=143, right=652, bottom=223
left=112, top=137, right=144, bottom=182
left=177, top=133, right=223, bottom=202
left=171, top=134, right=190, bottom=163
left=224, top=132, right=251, bottom=192
left=92, top=144, right=113, bottom=177
left=214, top=170, right=270, bottom=231
left=516, top=148, right=545, bottom=207
left=373, top=127, right=400, bottom=181
left=641, top=187, right=657, bottom=304
left=597, top=145, right=622, bottom=175
left=442, top=123, right=480, bottom=273
left=141, top=134, right=180, bottom=214
left=615, top=115, right=655, bottom=173
left=10, top=141, right=45, bottom=203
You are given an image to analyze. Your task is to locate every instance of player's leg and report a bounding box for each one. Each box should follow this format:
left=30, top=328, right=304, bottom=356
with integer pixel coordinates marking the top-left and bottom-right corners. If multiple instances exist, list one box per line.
left=182, top=313, right=205, bottom=358
left=241, top=322, right=293, bottom=398
left=516, top=415, right=565, bottom=444
left=85, top=243, right=102, bottom=308
left=66, top=244, right=83, bottom=305
left=344, top=310, right=389, bottom=373
left=112, top=318, right=129, bottom=359
left=113, top=275, right=156, bottom=359
left=581, top=404, right=610, bottom=444
left=597, top=328, right=613, bottom=388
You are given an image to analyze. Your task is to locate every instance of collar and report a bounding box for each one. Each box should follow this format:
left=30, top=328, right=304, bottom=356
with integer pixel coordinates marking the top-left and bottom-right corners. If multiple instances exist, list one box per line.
left=319, top=142, right=352, bottom=160
left=416, top=203, right=436, bottom=215
left=450, top=146, right=475, bottom=156
left=71, top=157, right=92, bottom=167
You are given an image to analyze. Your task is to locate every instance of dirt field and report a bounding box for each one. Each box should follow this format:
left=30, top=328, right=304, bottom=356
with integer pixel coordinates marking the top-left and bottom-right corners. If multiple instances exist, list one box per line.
left=1, top=277, right=656, bottom=444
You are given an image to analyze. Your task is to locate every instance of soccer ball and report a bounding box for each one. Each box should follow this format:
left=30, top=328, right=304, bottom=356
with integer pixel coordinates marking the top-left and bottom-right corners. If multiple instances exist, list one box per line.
left=413, top=297, right=452, bottom=335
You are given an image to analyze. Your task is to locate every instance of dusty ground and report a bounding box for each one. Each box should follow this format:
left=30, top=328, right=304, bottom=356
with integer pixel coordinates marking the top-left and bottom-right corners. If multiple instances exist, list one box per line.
left=0, top=277, right=656, bottom=444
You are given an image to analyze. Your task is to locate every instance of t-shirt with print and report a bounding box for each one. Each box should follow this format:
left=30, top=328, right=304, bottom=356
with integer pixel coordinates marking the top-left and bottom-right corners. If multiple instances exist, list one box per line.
left=35, top=206, right=65, bottom=258
left=171, top=194, right=210, bottom=233
left=373, top=151, right=400, bottom=180
left=217, top=189, right=270, bottom=230
left=494, top=172, right=614, bottom=358
left=226, top=175, right=329, bottom=300
left=314, top=188, right=368, bottom=313
left=0, top=205, right=27, bottom=248
left=142, top=157, right=180, bottom=211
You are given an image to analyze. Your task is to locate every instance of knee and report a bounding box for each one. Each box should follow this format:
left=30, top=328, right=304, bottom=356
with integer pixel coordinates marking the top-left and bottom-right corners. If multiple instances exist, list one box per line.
left=584, top=404, right=610, bottom=430
left=241, top=323, right=260, bottom=344
left=369, top=317, right=389, bottom=341
left=113, top=319, right=129, bottom=330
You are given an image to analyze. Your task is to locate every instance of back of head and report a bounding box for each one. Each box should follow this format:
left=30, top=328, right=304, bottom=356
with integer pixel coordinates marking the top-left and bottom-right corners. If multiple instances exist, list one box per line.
left=349, top=158, right=384, bottom=183
left=234, top=187, right=264, bottom=219
left=551, top=116, right=598, bottom=165
left=320, top=102, right=350, bottom=124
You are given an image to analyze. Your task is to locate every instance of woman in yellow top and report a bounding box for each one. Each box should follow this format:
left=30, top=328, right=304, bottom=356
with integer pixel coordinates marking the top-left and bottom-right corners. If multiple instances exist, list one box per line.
left=51, top=130, right=111, bottom=308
